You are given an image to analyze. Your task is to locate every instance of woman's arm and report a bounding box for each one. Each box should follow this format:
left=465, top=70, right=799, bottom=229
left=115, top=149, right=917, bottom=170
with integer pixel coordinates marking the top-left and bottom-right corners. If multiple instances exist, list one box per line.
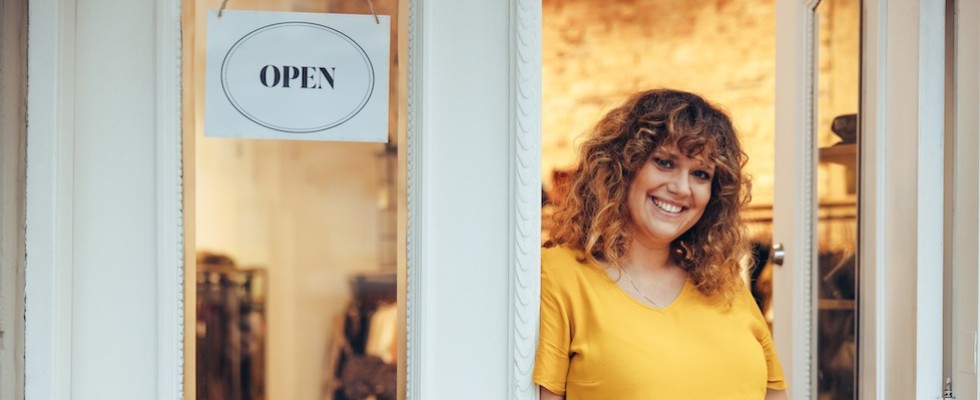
left=540, top=386, right=564, bottom=400
left=765, top=389, right=787, bottom=400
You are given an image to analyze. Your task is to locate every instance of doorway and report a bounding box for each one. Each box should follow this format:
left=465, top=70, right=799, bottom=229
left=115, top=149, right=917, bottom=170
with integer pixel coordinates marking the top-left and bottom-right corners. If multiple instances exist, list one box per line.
left=540, top=1, right=860, bottom=398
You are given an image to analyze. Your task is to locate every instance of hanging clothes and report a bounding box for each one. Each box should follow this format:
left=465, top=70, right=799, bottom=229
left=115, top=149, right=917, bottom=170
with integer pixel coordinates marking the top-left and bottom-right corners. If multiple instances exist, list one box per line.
left=324, top=272, right=397, bottom=400
left=196, top=252, right=267, bottom=400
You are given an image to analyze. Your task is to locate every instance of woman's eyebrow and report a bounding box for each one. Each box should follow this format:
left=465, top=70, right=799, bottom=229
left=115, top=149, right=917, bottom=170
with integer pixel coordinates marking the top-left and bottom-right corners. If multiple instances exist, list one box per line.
left=652, top=149, right=675, bottom=159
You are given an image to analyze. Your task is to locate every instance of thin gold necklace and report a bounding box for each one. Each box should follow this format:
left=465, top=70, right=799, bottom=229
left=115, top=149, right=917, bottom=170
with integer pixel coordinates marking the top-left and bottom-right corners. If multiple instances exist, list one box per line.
left=619, top=267, right=663, bottom=309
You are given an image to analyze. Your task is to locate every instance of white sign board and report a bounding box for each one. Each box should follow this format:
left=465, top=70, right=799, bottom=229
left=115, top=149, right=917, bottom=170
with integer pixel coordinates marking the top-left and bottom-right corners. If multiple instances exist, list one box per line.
left=206, top=10, right=390, bottom=142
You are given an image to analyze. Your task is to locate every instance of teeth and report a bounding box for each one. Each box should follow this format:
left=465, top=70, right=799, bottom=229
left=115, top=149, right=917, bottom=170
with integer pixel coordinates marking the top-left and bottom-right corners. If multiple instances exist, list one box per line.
left=653, top=198, right=683, bottom=214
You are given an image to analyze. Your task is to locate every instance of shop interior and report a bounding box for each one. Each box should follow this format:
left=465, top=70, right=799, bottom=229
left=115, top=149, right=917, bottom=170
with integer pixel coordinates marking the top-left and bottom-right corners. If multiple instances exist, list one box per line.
left=539, top=0, right=859, bottom=399
left=184, top=0, right=859, bottom=399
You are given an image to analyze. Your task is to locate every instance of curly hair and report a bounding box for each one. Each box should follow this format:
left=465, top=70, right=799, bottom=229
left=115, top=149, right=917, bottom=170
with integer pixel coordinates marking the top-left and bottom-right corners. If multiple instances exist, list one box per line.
left=548, top=88, right=751, bottom=301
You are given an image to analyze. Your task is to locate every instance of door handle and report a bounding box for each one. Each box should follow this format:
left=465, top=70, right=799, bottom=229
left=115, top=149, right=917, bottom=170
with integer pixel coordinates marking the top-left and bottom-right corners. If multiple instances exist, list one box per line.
left=770, top=243, right=785, bottom=266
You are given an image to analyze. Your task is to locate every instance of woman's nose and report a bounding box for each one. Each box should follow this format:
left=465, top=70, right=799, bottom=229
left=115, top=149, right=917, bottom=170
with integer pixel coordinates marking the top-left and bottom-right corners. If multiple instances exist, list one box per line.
left=666, top=173, right=690, bottom=193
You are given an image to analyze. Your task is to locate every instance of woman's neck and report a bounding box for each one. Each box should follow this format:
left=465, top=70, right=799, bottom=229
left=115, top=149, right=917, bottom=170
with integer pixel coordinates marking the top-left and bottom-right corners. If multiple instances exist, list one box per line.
left=622, top=239, right=674, bottom=273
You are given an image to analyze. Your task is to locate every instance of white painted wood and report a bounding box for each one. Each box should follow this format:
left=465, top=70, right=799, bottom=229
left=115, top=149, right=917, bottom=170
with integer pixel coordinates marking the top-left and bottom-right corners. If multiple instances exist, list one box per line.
left=24, top=0, right=76, bottom=397
left=958, top=1, right=980, bottom=399
left=969, top=2, right=980, bottom=399
left=859, top=1, right=886, bottom=397
left=773, top=1, right=817, bottom=398
left=777, top=0, right=949, bottom=398
left=155, top=0, right=184, bottom=397
left=507, top=0, right=541, bottom=398
left=951, top=0, right=980, bottom=397
left=405, top=0, right=427, bottom=396
left=859, top=0, right=947, bottom=398
left=405, top=0, right=522, bottom=398
left=0, top=0, right=27, bottom=397
left=71, top=0, right=162, bottom=395
left=27, top=0, right=184, bottom=397
left=917, top=0, right=947, bottom=398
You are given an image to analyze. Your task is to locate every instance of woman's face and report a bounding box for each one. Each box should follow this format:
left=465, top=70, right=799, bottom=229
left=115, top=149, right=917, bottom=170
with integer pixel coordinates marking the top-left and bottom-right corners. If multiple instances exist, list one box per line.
left=626, top=144, right=714, bottom=249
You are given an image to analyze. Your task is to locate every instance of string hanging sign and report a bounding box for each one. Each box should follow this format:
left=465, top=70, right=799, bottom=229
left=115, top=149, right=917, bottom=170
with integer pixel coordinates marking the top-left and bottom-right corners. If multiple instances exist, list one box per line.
left=206, top=10, right=390, bottom=142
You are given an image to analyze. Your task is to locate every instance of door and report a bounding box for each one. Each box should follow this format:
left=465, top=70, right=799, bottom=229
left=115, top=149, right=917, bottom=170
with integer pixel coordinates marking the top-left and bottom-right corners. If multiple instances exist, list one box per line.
left=773, top=0, right=947, bottom=399
left=773, top=2, right=859, bottom=399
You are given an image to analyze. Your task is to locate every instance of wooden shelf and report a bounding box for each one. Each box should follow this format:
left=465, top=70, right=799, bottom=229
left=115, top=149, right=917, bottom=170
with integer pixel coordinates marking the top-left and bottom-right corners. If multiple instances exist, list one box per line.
left=819, top=143, right=857, bottom=164
left=819, top=143, right=857, bottom=194
left=818, top=299, right=855, bottom=310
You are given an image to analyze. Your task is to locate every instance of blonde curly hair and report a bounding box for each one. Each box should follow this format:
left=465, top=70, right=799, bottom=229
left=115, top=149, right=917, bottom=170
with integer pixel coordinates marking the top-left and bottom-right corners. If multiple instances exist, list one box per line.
left=548, top=89, right=751, bottom=301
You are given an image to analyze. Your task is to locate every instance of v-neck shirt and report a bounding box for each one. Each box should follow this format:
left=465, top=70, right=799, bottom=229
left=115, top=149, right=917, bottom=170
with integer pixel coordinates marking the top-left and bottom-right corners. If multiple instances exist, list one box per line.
left=533, top=246, right=786, bottom=399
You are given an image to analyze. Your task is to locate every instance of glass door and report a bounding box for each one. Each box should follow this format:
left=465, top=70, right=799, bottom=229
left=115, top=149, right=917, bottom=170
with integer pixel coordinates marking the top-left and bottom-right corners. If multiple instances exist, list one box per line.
left=813, top=1, right=860, bottom=398
left=182, top=1, right=404, bottom=399
left=772, top=1, right=861, bottom=399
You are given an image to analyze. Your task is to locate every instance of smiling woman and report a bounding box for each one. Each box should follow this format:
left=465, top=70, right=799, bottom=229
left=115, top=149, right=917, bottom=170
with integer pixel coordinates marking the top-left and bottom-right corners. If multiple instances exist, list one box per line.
left=537, top=89, right=787, bottom=400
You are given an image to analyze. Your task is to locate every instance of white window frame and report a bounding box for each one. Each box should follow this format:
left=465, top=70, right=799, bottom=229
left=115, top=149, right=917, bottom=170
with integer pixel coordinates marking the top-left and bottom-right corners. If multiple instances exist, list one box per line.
left=25, top=0, right=77, bottom=397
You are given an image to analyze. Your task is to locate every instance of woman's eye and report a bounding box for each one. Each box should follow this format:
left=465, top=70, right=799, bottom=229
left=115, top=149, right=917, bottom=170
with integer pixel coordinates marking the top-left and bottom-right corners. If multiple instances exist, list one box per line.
left=654, top=158, right=673, bottom=168
left=692, top=170, right=712, bottom=180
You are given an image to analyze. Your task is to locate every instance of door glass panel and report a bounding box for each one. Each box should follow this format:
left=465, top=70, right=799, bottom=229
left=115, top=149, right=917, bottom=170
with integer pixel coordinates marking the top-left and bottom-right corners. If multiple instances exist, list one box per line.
left=183, top=1, right=403, bottom=399
left=815, top=1, right=860, bottom=398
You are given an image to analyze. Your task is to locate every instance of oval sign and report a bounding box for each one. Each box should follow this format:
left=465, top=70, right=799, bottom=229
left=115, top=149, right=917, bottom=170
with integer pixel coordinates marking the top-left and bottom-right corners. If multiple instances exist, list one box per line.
left=221, top=22, right=375, bottom=133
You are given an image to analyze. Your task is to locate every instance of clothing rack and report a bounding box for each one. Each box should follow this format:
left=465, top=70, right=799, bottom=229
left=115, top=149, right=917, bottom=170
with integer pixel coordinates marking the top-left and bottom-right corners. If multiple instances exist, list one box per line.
left=196, top=255, right=267, bottom=400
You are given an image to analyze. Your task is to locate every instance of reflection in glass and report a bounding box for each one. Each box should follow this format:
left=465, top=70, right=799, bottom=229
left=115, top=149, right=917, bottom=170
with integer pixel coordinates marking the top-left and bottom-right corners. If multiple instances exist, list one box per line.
left=815, top=0, right=860, bottom=399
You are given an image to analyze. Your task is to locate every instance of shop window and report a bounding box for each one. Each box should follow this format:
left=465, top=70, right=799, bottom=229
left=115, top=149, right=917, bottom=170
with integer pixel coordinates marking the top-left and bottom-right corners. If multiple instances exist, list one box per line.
left=182, top=1, right=404, bottom=399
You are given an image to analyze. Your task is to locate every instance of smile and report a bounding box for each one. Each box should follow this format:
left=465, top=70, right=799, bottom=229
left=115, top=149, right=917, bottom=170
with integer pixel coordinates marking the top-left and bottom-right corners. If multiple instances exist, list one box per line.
left=652, top=197, right=685, bottom=214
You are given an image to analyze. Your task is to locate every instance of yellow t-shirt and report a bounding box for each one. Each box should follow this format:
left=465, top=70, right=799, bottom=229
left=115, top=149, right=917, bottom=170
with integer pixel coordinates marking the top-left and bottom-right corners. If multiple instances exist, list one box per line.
left=534, top=246, right=786, bottom=399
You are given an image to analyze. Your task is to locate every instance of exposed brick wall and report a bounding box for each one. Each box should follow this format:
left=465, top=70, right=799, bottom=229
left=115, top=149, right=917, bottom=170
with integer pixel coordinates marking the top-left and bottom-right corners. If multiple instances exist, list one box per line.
left=543, top=0, right=859, bottom=205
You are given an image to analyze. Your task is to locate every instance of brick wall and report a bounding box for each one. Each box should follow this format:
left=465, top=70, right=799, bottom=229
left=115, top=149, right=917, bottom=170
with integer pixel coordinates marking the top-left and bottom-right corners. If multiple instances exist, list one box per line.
left=543, top=0, right=859, bottom=206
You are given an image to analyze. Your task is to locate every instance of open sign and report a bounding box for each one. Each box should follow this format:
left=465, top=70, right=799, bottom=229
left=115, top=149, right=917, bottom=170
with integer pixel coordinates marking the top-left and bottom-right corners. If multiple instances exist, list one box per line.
left=206, top=10, right=389, bottom=142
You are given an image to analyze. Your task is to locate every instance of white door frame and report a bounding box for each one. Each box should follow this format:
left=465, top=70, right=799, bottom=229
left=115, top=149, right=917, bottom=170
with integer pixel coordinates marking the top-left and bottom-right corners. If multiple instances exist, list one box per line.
left=772, top=1, right=819, bottom=398
left=403, top=0, right=541, bottom=398
left=950, top=0, right=980, bottom=395
left=25, top=0, right=77, bottom=397
left=955, top=1, right=980, bottom=399
left=25, top=0, right=183, bottom=398
left=858, top=0, right=946, bottom=398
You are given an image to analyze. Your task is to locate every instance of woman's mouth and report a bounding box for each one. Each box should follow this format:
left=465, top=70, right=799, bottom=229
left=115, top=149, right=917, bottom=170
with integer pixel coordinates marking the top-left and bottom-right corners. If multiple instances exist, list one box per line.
left=652, top=197, right=685, bottom=214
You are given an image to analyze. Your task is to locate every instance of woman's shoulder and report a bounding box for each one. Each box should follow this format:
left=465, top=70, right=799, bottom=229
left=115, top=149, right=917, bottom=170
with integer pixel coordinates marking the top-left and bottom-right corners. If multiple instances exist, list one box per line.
left=542, top=245, right=582, bottom=264
left=542, top=245, right=591, bottom=268
left=541, top=245, right=601, bottom=283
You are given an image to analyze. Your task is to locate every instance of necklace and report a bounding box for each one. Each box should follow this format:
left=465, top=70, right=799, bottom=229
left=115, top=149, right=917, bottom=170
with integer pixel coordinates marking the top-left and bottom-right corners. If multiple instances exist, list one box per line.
left=619, top=267, right=663, bottom=309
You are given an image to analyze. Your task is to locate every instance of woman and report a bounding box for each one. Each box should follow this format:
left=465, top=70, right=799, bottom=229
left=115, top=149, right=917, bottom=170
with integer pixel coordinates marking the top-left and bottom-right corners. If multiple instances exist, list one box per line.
left=535, top=89, right=787, bottom=399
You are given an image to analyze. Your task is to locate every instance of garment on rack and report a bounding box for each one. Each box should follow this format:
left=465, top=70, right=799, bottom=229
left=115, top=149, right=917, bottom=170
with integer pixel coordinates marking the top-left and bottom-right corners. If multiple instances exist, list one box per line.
left=365, top=303, right=397, bottom=365
left=325, top=273, right=397, bottom=400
